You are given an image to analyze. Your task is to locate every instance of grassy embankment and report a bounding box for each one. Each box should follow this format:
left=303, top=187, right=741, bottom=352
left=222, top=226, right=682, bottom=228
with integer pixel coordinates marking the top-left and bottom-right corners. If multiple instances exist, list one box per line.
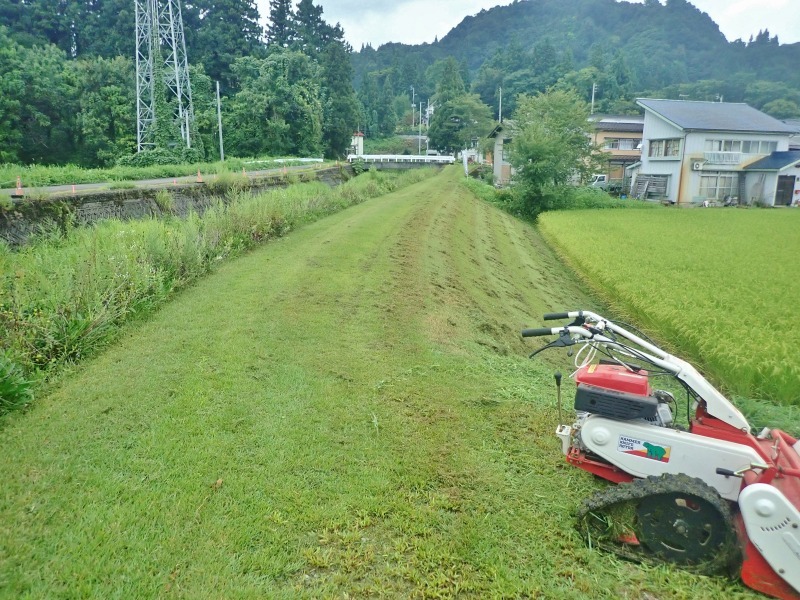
left=0, top=167, right=760, bottom=598
left=538, top=209, right=800, bottom=411
left=0, top=168, right=435, bottom=411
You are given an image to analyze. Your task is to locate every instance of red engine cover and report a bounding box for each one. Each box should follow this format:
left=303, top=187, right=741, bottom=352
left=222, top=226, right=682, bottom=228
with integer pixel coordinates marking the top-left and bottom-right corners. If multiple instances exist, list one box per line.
left=575, top=364, right=651, bottom=397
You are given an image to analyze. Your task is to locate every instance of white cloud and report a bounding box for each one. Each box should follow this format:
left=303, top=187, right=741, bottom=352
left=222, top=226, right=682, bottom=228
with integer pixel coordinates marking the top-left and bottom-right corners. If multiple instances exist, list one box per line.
left=256, top=0, right=800, bottom=47
left=256, top=0, right=515, bottom=48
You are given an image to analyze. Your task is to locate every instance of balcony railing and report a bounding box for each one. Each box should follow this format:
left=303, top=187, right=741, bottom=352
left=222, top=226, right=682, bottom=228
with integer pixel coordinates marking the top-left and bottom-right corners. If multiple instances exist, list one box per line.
left=704, top=151, right=742, bottom=165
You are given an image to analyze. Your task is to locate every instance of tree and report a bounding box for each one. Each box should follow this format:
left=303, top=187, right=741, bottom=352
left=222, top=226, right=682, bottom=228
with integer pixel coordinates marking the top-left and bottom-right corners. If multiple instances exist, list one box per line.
left=761, top=99, right=800, bottom=119
left=432, top=57, right=466, bottom=105
left=266, top=0, right=294, bottom=48
left=509, top=90, right=601, bottom=215
left=226, top=50, right=323, bottom=157
left=320, top=41, right=360, bottom=157
left=0, top=26, right=24, bottom=162
left=428, top=93, right=493, bottom=153
left=73, top=56, right=136, bottom=166
left=293, top=0, right=345, bottom=57
left=14, top=41, right=78, bottom=164
left=190, top=0, right=264, bottom=92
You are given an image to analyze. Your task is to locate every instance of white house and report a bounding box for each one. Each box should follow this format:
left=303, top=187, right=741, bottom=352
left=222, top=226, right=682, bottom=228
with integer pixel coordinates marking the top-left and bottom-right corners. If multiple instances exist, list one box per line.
left=634, top=99, right=799, bottom=205
left=349, top=131, right=364, bottom=156
left=486, top=120, right=515, bottom=186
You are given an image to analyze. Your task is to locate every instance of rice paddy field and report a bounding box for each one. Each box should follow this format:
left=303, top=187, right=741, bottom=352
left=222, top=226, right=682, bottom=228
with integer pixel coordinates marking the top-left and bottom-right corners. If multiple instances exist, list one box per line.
left=538, top=208, right=800, bottom=407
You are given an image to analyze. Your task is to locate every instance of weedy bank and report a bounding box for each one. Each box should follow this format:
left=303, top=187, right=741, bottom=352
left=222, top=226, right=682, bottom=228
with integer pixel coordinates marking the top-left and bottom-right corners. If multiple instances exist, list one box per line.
left=538, top=208, right=800, bottom=406
left=0, top=168, right=435, bottom=412
left=0, top=157, right=328, bottom=189
left=0, top=167, right=761, bottom=598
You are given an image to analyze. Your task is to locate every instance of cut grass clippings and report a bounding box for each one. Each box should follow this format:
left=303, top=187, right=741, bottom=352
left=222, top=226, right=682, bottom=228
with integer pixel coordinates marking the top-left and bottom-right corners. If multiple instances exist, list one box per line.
left=0, top=167, right=759, bottom=598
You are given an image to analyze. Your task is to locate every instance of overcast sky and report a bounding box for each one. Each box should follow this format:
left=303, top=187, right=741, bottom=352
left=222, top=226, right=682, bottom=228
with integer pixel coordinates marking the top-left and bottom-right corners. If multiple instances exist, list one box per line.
left=255, top=0, right=800, bottom=48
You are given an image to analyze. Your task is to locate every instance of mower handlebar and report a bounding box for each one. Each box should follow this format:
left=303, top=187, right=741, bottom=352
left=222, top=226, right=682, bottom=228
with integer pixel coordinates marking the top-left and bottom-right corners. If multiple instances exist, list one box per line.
left=543, top=311, right=575, bottom=321
left=521, top=327, right=558, bottom=338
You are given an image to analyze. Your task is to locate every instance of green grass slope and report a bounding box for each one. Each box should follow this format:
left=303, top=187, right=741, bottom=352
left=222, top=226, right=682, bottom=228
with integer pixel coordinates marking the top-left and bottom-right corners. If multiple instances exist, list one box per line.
left=0, top=168, right=757, bottom=598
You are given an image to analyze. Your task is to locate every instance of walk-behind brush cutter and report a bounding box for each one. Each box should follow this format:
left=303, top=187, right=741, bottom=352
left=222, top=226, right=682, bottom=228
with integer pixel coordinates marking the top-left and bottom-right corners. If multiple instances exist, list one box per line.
left=522, top=311, right=800, bottom=599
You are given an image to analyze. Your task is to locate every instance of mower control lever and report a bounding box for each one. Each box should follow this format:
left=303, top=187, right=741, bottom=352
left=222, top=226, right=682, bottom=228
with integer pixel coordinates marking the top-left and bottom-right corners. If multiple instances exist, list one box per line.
left=715, top=468, right=741, bottom=479
left=716, top=462, right=771, bottom=478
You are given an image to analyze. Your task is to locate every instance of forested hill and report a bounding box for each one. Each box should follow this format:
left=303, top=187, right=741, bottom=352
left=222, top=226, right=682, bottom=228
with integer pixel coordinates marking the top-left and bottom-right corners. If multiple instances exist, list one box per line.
left=353, top=0, right=800, bottom=117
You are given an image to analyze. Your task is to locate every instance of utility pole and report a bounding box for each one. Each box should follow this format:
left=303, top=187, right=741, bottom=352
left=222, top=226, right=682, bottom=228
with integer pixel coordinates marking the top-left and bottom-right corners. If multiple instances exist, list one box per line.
left=499, top=86, right=503, bottom=123
left=419, top=102, right=423, bottom=155
left=410, top=85, right=415, bottom=128
left=216, top=80, right=224, bottom=161
left=135, top=0, right=195, bottom=152
left=590, top=82, right=597, bottom=115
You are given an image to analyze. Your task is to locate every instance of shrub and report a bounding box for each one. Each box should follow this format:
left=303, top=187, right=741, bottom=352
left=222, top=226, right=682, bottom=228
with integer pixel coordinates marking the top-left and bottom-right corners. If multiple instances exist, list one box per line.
left=351, top=159, right=367, bottom=176
left=205, top=172, right=249, bottom=196
left=154, top=189, right=175, bottom=214
left=116, top=147, right=203, bottom=168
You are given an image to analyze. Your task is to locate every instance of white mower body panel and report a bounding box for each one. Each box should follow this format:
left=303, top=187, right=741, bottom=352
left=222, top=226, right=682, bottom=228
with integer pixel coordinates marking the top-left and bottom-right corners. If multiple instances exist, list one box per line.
left=740, top=483, right=800, bottom=591
left=579, top=416, right=762, bottom=501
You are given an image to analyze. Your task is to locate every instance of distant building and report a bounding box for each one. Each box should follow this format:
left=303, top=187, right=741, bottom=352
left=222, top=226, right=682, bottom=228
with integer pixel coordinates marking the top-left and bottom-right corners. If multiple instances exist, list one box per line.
left=634, top=99, right=800, bottom=205
left=349, top=132, right=364, bottom=156
left=590, top=114, right=644, bottom=192
left=486, top=121, right=516, bottom=186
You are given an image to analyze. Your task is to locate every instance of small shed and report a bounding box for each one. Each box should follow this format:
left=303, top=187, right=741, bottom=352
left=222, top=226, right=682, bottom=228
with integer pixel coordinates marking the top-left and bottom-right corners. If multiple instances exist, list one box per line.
left=742, top=151, right=800, bottom=206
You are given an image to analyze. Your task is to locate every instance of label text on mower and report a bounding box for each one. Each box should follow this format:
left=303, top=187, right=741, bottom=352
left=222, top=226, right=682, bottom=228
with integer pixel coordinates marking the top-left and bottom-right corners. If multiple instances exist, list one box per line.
left=617, top=435, right=671, bottom=463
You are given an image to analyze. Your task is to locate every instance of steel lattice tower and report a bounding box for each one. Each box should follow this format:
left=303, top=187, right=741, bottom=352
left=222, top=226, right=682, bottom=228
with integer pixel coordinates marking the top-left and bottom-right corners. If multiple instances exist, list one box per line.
left=135, top=0, right=194, bottom=152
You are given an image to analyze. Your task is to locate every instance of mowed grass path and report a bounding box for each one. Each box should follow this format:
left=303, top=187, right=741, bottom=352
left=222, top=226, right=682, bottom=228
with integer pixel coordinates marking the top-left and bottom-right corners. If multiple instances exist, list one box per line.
left=0, top=169, right=756, bottom=598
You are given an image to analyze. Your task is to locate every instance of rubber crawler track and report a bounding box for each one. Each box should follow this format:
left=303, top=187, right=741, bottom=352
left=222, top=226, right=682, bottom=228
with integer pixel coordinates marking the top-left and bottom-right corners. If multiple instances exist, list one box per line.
left=576, top=473, right=741, bottom=576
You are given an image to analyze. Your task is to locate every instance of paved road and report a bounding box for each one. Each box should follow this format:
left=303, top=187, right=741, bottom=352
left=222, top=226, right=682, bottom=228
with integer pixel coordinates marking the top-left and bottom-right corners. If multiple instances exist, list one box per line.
left=0, top=163, right=330, bottom=197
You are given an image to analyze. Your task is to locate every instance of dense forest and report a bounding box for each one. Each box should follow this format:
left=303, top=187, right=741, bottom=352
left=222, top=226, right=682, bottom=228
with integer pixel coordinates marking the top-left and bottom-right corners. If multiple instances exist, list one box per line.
left=0, top=0, right=798, bottom=168
left=0, top=0, right=359, bottom=166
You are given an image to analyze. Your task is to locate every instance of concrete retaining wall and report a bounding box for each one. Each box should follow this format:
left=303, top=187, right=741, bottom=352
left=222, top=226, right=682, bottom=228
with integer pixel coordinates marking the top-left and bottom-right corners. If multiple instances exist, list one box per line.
left=0, top=166, right=352, bottom=246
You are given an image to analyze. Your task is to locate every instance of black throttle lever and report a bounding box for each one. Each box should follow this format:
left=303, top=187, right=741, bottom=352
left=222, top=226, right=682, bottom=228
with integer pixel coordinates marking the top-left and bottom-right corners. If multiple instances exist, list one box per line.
left=528, top=332, right=576, bottom=359
left=715, top=468, right=742, bottom=478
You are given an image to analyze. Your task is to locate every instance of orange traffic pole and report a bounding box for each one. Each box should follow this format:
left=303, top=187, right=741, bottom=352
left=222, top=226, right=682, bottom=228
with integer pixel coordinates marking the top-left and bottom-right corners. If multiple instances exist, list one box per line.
left=196, top=170, right=203, bottom=183
left=15, top=176, right=23, bottom=195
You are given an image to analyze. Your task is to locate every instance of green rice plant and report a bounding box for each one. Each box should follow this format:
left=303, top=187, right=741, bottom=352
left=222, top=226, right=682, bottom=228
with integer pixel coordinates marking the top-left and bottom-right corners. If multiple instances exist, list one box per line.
left=538, top=209, right=800, bottom=405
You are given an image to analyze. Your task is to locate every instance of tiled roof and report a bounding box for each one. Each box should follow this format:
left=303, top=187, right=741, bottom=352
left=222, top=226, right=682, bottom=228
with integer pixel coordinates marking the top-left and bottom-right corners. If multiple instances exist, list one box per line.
left=637, top=99, right=798, bottom=134
left=595, top=121, right=644, bottom=133
left=743, top=151, right=800, bottom=171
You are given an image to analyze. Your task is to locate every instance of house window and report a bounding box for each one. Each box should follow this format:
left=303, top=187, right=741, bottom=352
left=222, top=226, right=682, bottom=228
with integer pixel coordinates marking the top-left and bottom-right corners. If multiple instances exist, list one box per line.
left=649, top=138, right=681, bottom=158
left=604, top=138, right=639, bottom=151
left=707, top=139, right=779, bottom=154
left=699, top=173, right=737, bottom=200
left=502, top=139, right=511, bottom=162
